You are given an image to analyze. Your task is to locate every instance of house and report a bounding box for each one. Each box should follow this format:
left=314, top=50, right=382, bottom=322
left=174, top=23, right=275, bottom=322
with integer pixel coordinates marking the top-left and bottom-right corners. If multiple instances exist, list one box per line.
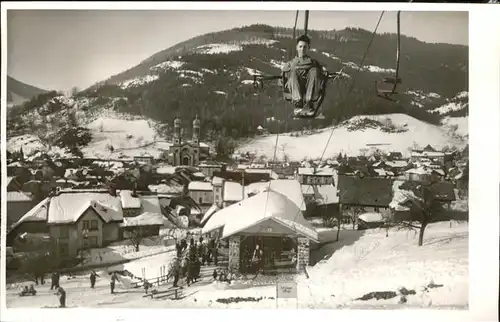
left=213, top=170, right=269, bottom=185
left=337, top=175, right=393, bottom=215
left=212, top=177, right=225, bottom=207
left=385, top=160, right=409, bottom=175
left=405, top=167, right=444, bottom=183
left=134, top=155, right=155, bottom=165
left=386, top=152, right=403, bottom=161
left=244, top=168, right=279, bottom=180
left=118, top=192, right=165, bottom=239
left=411, top=145, right=445, bottom=165
left=46, top=190, right=123, bottom=259
left=197, top=161, right=225, bottom=178
left=391, top=180, right=457, bottom=221
left=201, top=190, right=318, bottom=274
left=188, top=181, right=215, bottom=218
left=295, top=167, right=337, bottom=185
left=6, top=197, right=50, bottom=246
left=6, top=177, right=36, bottom=229
left=8, top=189, right=167, bottom=261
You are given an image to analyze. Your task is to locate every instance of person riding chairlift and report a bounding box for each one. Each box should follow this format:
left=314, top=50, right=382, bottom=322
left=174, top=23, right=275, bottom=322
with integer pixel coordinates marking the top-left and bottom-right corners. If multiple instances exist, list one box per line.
left=281, top=34, right=326, bottom=117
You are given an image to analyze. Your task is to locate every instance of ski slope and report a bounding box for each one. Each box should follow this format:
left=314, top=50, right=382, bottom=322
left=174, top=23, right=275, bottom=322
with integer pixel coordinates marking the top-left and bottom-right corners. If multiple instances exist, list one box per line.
left=237, top=114, right=468, bottom=161
left=5, top=221, right=468, bottom=309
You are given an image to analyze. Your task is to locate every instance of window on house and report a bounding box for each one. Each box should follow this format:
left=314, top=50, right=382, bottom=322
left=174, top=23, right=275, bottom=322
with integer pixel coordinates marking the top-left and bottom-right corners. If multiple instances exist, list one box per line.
left=89, top=236, right=98, bottom=248
left=90, top=220, right=98, bottom=230
left=83, top=220, right=90, bottom=230
left=199, top=197, right=203, bottom=204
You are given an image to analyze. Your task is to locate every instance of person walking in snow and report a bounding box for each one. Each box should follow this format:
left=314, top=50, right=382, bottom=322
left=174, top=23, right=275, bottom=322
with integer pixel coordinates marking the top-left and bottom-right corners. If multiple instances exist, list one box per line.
left=172, top=259, right=181, bottom=287
left=50, top=272, right=60, bottom=290
left=186, top=258, right=194, bottom=286
left=90, top=270, right=99, bottom=289
left=110, top=272, right=117, bottom=294
left=55, top=286, right=66, bottom=308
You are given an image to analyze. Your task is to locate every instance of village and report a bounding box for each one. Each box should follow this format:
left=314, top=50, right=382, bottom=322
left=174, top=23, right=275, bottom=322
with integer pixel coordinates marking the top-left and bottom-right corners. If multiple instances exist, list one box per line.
left=4, top=115, right=469, bottom=308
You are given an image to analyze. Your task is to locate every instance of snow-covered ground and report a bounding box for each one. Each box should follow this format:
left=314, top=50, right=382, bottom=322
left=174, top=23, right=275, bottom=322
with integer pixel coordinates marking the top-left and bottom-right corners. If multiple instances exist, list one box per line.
left=236, top=113, right=468, bottom=161
left=79, top=236, right=176, bottom=267
left=6, top=221, right=468, bottom=309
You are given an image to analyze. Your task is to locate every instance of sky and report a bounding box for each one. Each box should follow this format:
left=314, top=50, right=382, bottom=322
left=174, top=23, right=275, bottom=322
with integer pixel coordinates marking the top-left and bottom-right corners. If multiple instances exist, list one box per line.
left=6, top=9, right=468, bottom=93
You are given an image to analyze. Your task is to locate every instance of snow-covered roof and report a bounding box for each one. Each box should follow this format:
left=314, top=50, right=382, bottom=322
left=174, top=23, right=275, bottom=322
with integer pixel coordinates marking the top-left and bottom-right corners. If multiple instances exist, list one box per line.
left=139, top=195, right=162, bottom=214
left=119, top=212, right=164, bottom=227
left=200, top=203, right=220, bottom=225
left=386, top=160, right=408, bottom=168
left=7, top=161, right=24, bottom=167
left=432, top=169, right=446, bottom=176
left=193, top=171, right=205, bottom=178
left=237, top=164, right=249, bottom=170
left=244, top=179, right=306, bottom=211
left=188, top=181, right=213, bottom=191
left=411, top=151, right=445, bottom=158
left=7, top=191, right=32, bottom=202
left=212, top=176, right=224, bottom=186
left=297, top=167, right=336, bottom=176
left=148, top=184, right=183, bottom=194
left=224, top=181, right=244, bottom=202
left=48, top=192, right=123, bottom=224
left=156, top=166, right=177, bottom=175
left=202, top=190, right=318, bottom=242
left=358, top=212, right=385, bottom=223
left=244, top=168, right=279, bottom=179
left=120, top=190, right=141, bottom=209
left=301, top=184, right=339, bottom=205
left=405, top=167, right=431, bottom=175
left=10, top=198, right=50, bottom=230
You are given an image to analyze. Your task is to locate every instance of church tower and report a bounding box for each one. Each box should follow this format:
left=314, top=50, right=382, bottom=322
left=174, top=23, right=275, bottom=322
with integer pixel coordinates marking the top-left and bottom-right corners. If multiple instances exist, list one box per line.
left=174, top=116, right=182, bottom=146
left=192, top=115, right=201, bottom=165
left=192, top=114, right=200, bottom=145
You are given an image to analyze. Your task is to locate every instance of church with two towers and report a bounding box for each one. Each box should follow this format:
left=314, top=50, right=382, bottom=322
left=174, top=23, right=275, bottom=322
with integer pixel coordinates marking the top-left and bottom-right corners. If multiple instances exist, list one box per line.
left=168, top=115, right=209, bottom=166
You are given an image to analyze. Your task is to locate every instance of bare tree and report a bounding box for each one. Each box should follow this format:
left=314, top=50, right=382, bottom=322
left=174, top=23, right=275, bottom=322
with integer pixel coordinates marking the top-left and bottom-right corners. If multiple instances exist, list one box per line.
left=130, top=227, right=145, bottom=252
left=390, top=181, right=448, bottom=246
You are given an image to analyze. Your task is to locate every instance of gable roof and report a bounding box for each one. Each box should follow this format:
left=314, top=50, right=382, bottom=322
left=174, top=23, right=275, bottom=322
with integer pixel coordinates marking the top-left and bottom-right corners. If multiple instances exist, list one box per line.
left=202, top=190, right=318, bottom=242
left=337, top=175, right=393, bottom=207
left=48, top=191, right=123, bottom=224
left=9, top=197, right=50, bottom=231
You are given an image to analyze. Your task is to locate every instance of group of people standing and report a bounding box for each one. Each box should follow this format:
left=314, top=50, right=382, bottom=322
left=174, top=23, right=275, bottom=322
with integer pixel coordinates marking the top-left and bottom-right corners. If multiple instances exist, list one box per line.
left=170, top=235, right=220, bottom=287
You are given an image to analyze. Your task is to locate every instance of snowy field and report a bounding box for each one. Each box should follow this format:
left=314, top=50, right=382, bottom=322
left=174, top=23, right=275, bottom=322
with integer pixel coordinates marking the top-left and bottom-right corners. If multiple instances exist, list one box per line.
left=5, top=221, right=468, bottom=309
left=237, top=114, right=468, bottom=161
